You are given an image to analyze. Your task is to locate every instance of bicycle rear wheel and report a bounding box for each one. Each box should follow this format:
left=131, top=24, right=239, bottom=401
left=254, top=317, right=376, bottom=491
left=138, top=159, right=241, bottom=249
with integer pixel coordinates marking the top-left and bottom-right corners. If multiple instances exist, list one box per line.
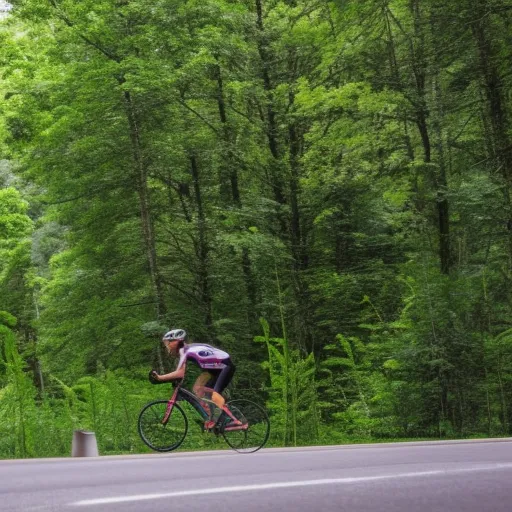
left=138, top=400, right=188, bottom=452
left=221, top=399, right=270, bottom=453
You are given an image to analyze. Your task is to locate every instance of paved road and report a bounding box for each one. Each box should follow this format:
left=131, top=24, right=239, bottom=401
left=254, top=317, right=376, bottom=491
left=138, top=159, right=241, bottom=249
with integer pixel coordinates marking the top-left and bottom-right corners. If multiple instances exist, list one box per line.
left=1, top=440, right=512, bottom=512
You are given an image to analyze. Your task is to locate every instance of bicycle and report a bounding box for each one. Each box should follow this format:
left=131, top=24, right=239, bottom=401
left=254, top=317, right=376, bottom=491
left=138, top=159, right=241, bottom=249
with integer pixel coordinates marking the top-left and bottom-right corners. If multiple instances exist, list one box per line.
left=138, top=375, right=270, bottom=454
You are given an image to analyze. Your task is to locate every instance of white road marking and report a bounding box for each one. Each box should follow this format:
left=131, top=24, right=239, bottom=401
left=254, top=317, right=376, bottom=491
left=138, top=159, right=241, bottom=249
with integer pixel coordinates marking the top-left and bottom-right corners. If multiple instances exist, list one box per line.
left=71, top=463, right=512, bottom=506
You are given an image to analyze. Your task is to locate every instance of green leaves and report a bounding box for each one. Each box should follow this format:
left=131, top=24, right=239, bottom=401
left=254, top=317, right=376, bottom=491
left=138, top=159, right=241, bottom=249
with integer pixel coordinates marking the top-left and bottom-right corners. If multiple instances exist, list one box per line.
left=1, top=0, right=512, bottom=456
left=0, top=311, right=17, bottom=328
left=0, top=188, right=32, bottom=246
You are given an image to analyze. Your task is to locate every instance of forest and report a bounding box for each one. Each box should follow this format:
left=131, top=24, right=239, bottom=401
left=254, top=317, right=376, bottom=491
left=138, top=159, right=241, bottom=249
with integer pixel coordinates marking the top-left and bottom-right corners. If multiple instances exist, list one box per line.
left=1, top=0, right=512, bottom=458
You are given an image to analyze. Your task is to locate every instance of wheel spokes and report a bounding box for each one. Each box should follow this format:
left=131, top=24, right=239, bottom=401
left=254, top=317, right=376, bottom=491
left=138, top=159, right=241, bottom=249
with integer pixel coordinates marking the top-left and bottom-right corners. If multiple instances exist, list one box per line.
left=222, top=400, right=270, bottom=453
left=138, top=401, right=188, bottom=452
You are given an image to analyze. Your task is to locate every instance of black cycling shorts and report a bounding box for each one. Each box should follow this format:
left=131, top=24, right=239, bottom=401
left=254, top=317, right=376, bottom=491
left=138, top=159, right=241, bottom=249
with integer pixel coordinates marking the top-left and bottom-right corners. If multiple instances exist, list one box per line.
left=205, top=359, right=236, bottom=394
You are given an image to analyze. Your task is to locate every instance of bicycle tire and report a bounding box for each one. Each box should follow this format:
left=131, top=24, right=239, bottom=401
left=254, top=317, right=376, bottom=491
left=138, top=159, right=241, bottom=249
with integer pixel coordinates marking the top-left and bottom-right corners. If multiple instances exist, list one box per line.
left=138, top=400, right=188, bottom=452
left=221, top=399, right=270, bottom=453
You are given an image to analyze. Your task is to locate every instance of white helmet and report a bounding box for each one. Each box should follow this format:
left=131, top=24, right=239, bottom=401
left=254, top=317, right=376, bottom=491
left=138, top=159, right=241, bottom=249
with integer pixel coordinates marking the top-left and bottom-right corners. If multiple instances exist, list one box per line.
left=162, top=329, right=187, bottom=342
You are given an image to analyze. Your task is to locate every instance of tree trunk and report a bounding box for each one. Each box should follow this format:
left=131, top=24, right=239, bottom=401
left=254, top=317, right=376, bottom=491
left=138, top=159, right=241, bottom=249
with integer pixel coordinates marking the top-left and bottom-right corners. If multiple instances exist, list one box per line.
left=411, top=0, right=451, bottom=274
left=123, top=89, right=167, bottom=370
left=213, top=62, right=259, bottom=324
left=123, top=90, right=167, bottom=319
left=190, top=155, right=214, bottom=335
left=255, top=0, right=286, bottom=208
left=214, top=62, right=241, bottom=206
left=471, top=2, right=512, bottom=270
left=288, top=83, right=313, bottom=353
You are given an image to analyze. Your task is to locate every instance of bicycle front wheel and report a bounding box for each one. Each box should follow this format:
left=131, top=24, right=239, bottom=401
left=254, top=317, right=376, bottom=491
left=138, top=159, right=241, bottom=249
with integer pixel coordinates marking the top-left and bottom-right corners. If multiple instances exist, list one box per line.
left=138, top=400, right=188, bottom=452
left=221, top=399, right=270, bottom=453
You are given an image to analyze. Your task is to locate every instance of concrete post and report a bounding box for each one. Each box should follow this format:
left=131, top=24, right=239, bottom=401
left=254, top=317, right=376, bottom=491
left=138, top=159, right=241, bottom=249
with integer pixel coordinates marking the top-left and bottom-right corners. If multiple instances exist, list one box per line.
left=71, top=430, right=99, bottom=457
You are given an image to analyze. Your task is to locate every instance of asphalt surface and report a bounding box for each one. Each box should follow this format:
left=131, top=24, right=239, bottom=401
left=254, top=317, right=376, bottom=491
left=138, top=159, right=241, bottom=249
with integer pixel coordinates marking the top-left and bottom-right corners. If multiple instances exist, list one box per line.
left=1, top=440, right=512, bottom=512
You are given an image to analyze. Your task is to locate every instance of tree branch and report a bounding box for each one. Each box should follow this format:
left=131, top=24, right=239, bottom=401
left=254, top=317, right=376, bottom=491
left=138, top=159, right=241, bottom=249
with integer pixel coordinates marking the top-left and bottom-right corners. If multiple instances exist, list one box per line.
left=118, top=300, right=159, bottom=308
left=176, top=99, right=219, bottom=134
left=48, top=0, right=122, bottom=63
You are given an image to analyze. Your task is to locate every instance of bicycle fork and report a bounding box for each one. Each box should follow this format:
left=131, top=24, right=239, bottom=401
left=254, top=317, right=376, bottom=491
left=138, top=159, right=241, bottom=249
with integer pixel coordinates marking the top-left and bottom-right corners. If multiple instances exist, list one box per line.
left=161, top=386, right=180, bottom=425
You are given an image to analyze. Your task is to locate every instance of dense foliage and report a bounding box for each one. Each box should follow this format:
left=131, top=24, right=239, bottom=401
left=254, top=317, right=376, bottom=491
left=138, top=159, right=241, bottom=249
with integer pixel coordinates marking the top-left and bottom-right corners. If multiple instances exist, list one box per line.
left=1, top=0, right=512, bottom=457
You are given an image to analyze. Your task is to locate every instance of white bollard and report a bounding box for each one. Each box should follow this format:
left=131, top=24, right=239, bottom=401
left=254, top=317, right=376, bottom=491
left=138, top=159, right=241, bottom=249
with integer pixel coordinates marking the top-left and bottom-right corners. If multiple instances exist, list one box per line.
left=71, top=430, right=99, bottom=457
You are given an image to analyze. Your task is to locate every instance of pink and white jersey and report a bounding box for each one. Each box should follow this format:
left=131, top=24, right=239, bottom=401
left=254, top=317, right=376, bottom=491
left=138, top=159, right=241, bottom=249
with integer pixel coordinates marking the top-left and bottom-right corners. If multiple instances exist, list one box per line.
left=177, top=344, right=230, bottom=371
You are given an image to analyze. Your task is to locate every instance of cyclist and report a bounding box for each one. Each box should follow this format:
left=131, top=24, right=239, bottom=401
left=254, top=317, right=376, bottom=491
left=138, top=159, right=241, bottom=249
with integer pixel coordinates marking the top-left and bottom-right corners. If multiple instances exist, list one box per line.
left=151, top=328, right=236, bottom=429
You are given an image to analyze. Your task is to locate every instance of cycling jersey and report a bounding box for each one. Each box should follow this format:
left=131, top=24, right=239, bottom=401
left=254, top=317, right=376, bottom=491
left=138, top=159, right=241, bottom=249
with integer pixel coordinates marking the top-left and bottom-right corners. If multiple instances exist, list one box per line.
left=176, top=344, right=231, bottom=371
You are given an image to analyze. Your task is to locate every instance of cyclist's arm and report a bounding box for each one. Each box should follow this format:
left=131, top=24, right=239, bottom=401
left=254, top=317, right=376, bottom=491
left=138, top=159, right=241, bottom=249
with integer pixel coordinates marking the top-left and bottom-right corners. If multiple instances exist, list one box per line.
left=154, top=363, right=186, bottom=382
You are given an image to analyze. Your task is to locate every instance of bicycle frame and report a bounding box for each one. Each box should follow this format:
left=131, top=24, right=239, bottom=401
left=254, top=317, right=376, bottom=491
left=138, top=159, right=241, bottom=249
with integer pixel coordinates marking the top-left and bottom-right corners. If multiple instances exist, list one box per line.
left=160, top=381, right=248, bottom=431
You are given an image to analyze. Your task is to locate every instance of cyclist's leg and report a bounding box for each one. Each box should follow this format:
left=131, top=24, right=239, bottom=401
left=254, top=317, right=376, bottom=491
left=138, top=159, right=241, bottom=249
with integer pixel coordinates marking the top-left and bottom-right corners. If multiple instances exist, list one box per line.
left=213, top=363, right=239, bottom=425
left=192, top=372, right=211, bottom=398
left=193, top=372, right=214, bottom=417
left=205, top=363, right=236, bottom=428
left=213, top=362, right=235, bottom=400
